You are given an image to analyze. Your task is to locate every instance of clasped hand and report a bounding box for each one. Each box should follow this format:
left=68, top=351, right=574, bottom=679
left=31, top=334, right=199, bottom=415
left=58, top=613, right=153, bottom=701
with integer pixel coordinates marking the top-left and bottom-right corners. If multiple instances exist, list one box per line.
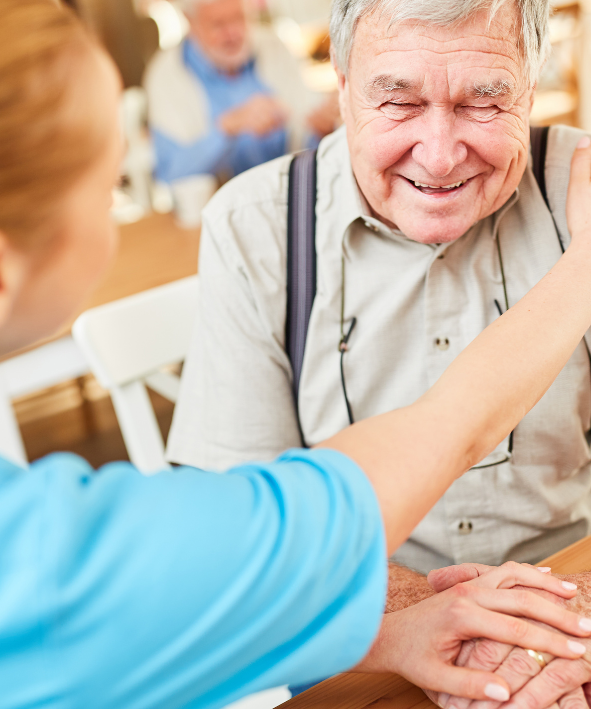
left=425, top=564, right=591, bottom=709
left=357, top=563, right=591, bottom=705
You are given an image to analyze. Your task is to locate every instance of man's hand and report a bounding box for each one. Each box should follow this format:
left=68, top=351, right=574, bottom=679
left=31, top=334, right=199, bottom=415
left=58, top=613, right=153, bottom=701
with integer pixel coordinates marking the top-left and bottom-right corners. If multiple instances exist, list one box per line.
left=218, top=94, right=288, bottom=137
left=426, top=567, right=591, bottom=709
left=354, top=564, right=591, bottom=702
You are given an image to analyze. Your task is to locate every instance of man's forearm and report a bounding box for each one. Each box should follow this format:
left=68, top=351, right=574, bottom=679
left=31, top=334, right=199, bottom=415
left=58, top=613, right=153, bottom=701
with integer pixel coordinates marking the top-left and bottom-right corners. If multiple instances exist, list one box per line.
left=385, top=563, right=436, bottom=613
left=352, top=564, right=435, bottom=672
left=557, top=574, right=591, bottom=617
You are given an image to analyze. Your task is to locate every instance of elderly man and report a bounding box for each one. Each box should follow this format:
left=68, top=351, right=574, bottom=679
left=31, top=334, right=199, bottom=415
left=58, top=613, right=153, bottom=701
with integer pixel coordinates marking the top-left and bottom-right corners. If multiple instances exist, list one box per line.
left=144, top=0, right=335, bottom=184
left=168, top=0, right=591, bottom=706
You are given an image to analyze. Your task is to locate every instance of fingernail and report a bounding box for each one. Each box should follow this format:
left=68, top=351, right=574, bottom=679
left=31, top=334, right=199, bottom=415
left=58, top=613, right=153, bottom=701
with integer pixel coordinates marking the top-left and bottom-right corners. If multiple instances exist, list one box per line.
left=579, top=618, right=591, bottom=632
left=485, top=684, right=510, bottom=702
left=562, top=581, right=578, bottom=590
left=537, top=567, right=551, bottom=573
left=577, top=136, right=591, bottom=149
left=568, top=640, right=587, bottom=655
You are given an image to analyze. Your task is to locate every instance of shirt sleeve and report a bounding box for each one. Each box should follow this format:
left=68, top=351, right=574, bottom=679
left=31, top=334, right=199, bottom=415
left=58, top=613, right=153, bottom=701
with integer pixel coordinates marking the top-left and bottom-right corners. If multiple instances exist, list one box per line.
left=0, top=448, right=386, bottom=709
left=151, top=127, right=231, bottom=183
left=166, top=174, right=303, bottom=470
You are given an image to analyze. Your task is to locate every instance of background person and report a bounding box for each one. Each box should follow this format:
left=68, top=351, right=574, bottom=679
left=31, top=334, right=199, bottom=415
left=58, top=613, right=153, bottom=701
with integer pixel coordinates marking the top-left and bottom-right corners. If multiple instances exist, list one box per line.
left=4, top=2, right=591, bottom=707
left=144, top=0, right=335, bottom=186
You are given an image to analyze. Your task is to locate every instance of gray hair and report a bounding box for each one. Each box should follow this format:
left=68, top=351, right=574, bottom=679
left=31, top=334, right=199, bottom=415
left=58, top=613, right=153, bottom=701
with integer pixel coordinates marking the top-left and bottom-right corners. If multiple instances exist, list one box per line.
left=329, top=0, right=551, bottom=86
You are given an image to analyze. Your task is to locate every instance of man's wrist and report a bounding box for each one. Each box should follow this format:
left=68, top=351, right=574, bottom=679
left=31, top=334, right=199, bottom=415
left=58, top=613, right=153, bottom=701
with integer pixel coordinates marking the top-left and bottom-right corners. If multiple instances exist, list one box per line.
left=385, top=563, right=436, bottom=613
left=558, top=573, right=591, bottom=618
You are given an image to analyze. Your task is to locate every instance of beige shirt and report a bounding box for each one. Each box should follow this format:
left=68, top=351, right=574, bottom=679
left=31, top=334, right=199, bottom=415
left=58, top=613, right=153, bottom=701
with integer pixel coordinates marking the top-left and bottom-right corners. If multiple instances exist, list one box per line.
left=167, top=125, right=591, bottom=574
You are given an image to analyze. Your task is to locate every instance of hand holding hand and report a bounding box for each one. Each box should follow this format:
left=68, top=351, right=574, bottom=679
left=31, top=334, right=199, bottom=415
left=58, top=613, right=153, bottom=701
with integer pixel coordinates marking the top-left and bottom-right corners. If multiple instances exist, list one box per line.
left=356, top=563, right=590, bottom=703
left=426, top=565, right=591, bottom=709
left=219, top=94, right=288, bottom=137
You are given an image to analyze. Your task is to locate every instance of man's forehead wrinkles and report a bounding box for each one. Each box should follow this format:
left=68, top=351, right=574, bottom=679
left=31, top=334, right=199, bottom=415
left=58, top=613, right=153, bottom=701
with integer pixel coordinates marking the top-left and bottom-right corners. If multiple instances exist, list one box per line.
left=370, top=42, right=519, bottom=64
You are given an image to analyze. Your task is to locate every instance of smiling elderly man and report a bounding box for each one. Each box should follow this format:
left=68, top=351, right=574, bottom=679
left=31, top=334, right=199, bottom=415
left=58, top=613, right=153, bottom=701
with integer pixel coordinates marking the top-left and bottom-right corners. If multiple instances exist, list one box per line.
left=168, top=0, right=591, bottom=704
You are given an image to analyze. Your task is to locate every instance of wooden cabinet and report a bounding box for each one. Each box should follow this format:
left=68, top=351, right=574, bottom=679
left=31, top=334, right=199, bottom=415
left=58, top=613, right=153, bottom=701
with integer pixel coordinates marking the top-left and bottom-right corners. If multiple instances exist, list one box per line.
left=532, top=0, right=591, bottom=129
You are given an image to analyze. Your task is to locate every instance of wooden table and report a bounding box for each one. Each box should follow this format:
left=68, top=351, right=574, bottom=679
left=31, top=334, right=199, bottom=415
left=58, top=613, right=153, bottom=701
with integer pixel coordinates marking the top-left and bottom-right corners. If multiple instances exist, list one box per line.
left=74, top=211, right=200, bottom=326
left=283, top=535, right=591, bottom=709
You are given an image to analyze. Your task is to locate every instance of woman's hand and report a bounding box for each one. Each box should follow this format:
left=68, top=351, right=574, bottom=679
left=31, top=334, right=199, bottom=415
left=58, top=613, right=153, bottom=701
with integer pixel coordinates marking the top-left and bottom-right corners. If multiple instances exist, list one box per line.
left=566, top=136, right=591, bottom=245
left=425, top=569, right=591, bottom=709
left=355, top=563, right=591, bottom=702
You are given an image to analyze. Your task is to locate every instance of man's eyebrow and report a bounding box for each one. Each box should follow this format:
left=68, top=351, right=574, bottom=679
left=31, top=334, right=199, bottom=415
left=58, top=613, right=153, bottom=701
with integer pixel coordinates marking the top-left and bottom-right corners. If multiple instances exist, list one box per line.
left=365, top=74, right=415, bottom=99
left=470, top=80, right=515, bottom=99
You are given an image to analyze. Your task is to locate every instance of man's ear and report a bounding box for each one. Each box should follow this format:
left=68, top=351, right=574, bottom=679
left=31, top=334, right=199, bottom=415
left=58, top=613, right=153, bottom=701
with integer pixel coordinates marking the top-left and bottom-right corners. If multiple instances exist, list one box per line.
left=331, top=49, right=348, bottom=121
left=0, top=230, right=28, bottom=335
left=528, top=83, right=537, bottom=114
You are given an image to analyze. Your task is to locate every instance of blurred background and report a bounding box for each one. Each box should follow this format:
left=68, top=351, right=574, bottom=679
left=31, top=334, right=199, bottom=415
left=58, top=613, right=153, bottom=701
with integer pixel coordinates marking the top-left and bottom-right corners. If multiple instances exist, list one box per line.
left=63, top=0, right=591, bottom=224
left=4, top=0, right=591, bottom=471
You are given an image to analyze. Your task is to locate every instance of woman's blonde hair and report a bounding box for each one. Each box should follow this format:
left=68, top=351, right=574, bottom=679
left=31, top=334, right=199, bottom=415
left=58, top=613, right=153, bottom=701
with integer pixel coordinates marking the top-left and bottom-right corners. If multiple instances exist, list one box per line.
left=0, top=0, right=110, bottom=243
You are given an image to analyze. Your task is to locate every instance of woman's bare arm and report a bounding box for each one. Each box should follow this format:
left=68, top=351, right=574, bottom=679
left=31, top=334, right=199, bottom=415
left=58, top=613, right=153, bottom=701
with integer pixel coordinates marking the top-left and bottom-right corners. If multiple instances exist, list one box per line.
left=319, top=137, right=591, bottom=556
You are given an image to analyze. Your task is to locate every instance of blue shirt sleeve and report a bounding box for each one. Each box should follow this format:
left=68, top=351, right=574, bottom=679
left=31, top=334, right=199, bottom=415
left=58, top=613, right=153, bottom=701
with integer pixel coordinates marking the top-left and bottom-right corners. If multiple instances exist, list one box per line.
left=0, top=448, right=386, bottom=709
left=151, top=127, right=231, bottom=183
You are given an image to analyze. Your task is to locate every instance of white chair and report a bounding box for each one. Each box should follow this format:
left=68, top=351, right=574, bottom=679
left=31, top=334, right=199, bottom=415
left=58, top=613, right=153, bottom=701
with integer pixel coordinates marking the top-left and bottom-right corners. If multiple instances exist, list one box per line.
left=0, top=335, right=90, bottom=467
left=73, top=275, right=291, bottom=708
left=72, top=276, right=199, bottom=474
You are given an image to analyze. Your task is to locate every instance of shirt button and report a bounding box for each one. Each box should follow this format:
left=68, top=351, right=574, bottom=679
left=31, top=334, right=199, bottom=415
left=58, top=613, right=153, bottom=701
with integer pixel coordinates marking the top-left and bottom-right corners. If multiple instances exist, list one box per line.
left=364, top=221, right=379, bottom=232
left=435, top=337, right=450, bottom=351
left=458, top=520, right=473, bottom=535
left=437, top=254, right=445, bottom=260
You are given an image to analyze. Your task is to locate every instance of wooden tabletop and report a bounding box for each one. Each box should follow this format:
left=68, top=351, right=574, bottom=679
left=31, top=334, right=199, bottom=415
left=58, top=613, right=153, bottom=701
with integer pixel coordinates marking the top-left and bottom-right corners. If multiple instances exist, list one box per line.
left=83, top=211, right=200, bottom=312
left=284, top=535, right=591, bottom=709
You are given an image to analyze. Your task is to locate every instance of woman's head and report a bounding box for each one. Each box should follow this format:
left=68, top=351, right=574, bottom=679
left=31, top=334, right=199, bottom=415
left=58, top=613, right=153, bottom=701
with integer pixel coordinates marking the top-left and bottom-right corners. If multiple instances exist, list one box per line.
left=0, top=0, right=122, bottom=355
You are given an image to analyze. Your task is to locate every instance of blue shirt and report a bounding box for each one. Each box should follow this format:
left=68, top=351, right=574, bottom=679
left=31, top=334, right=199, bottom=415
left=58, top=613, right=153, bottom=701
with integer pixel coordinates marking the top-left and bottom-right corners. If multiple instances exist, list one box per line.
left=152, top=39, right=287, bottom=183
left=0, top=448, right=386, bottom=708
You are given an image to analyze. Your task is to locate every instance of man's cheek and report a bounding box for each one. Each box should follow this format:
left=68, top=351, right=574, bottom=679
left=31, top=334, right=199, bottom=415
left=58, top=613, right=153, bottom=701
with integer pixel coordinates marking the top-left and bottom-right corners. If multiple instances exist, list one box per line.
left=351, top=121, right=411, bottom=170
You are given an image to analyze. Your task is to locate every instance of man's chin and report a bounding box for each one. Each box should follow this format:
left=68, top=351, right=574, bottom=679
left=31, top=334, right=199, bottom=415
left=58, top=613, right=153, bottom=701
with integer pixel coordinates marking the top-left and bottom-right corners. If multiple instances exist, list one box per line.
left=394, top=219, right=474, bottom=245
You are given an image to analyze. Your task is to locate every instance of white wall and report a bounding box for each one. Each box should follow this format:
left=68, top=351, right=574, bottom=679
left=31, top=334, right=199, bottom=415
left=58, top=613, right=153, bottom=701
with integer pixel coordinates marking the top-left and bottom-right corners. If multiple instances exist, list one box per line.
left=267, top=0, right=331, bottom=24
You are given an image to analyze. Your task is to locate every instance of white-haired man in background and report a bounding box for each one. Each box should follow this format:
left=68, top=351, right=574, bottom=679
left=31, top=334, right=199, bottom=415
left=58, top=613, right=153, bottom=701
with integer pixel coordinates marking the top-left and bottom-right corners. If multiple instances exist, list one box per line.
left=168, top=0, right=591, bottom=705
left=144, top=0, right=337, bottom=185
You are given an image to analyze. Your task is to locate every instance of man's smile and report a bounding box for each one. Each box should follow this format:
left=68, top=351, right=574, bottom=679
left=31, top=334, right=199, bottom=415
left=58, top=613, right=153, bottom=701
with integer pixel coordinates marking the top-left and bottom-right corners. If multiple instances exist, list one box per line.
left=402, top=175, right=473, bottom=197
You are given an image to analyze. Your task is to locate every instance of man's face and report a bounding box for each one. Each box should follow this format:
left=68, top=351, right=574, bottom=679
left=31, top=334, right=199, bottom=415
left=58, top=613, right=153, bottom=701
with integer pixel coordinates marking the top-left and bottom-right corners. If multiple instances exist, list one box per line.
left=189, top=0, right=250, bottom=72
left=337, top=3, right=535, bottom=244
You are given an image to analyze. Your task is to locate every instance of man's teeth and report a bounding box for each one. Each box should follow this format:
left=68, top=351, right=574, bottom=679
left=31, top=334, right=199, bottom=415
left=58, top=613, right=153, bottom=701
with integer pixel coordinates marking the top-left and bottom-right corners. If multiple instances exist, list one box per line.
left=413, top=180, right=467, bottom=190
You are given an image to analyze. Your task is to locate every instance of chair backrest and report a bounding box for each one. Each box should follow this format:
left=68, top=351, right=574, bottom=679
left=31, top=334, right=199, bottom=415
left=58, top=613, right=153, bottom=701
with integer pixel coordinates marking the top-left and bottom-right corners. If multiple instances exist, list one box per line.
left=73, top=276, right=198, bottom=389
left=72, top=276, right=199, bottom=473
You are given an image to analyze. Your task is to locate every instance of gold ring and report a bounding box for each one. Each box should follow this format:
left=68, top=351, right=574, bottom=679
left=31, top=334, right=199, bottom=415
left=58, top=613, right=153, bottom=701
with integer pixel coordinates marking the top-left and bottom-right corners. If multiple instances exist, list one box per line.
left=525, top=649, right=547, bottom=669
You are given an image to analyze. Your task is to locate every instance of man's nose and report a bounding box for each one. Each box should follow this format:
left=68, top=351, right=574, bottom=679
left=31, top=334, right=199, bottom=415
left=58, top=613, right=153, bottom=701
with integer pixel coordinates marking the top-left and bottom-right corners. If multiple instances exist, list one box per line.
left=411, top=110, right=468, bottom=178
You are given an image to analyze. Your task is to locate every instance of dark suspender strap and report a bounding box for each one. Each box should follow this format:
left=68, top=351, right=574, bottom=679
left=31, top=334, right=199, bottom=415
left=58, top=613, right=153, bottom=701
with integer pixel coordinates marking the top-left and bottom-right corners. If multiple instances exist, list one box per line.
left=286, top=149, right=318, bottom=444
left=530, top=125, right=565, bottom=253
left=530, top=125, right=550, bottom=210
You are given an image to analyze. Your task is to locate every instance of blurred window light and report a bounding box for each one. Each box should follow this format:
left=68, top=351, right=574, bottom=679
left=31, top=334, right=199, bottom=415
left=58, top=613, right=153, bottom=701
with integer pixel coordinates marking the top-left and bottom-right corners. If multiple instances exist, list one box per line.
left=148, top=1, right=188, bottom=50
left=302, top=61, right=337, bottom=93
left=273, top=16, right=307, bottom=58
left=531, top=90, right=577, bottom=124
